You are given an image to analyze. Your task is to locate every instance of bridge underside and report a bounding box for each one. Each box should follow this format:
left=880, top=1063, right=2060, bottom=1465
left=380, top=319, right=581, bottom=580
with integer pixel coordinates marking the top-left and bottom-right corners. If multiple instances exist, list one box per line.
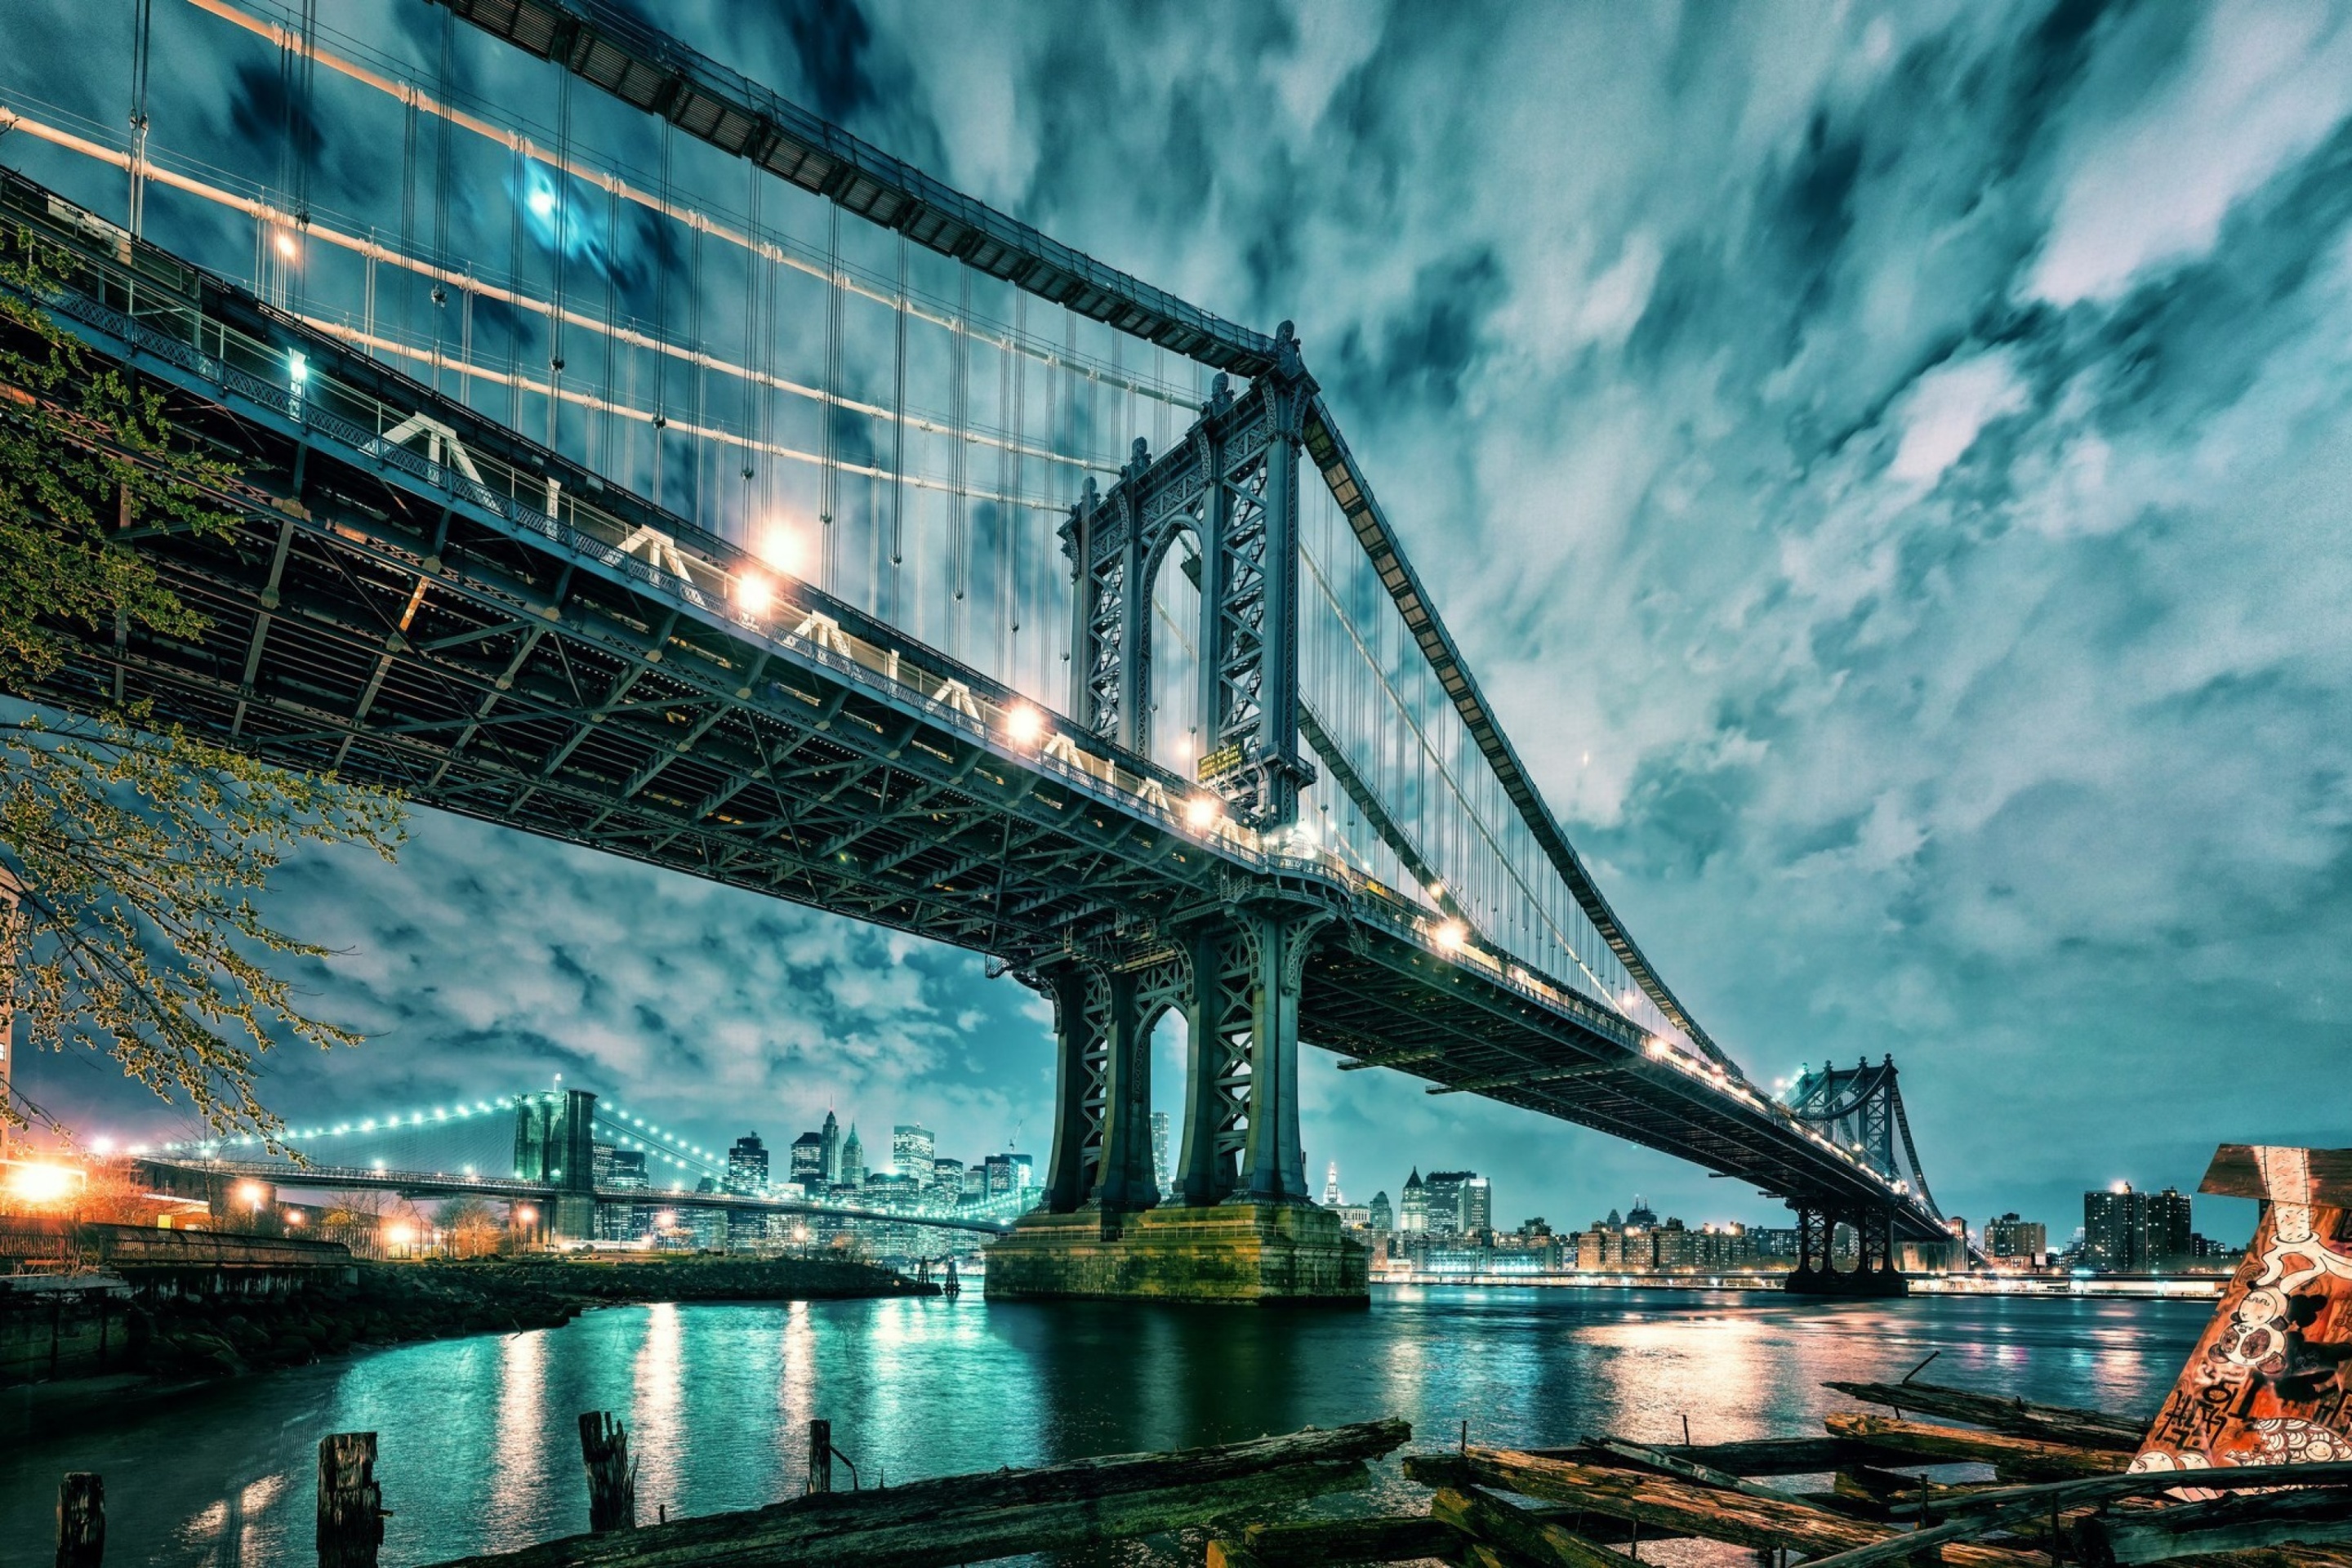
left=7, top=174, right=1942, bottom=1305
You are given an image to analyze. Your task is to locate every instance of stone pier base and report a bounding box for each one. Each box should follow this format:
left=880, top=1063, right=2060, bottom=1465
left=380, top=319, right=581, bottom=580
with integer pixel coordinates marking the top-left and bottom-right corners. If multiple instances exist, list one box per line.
left=983, top=1202, right=1369, bottom=1305
left=1783, top=1263, right=1910, bottom=1298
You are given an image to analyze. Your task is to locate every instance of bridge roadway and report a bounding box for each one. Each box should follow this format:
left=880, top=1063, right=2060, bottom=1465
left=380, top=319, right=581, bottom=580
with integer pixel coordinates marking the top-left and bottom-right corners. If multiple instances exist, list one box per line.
left=137, top=1156, right=1017, bottom=1236
left=5, top=171, right=1940, bottom=1243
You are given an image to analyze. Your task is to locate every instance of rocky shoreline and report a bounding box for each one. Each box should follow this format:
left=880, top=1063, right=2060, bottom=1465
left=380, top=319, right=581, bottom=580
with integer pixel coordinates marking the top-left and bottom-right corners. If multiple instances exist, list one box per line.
left=122, top=1253, right=933, bottom=1379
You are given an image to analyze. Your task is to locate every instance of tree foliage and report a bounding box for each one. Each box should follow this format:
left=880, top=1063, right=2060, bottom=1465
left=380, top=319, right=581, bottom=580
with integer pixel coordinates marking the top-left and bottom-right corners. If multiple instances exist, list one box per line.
left=0, top=239, right=403, bottom=1145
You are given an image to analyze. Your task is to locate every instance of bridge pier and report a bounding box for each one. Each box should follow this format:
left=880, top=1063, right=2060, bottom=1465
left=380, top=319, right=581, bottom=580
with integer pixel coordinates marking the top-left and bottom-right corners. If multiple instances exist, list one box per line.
left=989, top=906, right=1364, bottom=1304
left=1783, top=1202, right=1909, bottom=1297
left=514, top=1088, right=599, bottom=1244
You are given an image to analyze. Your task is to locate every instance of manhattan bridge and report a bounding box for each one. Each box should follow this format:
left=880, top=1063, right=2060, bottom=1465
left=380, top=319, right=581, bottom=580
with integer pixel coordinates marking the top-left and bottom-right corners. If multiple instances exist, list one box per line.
left=2, top=0, right=1946, bottom=1294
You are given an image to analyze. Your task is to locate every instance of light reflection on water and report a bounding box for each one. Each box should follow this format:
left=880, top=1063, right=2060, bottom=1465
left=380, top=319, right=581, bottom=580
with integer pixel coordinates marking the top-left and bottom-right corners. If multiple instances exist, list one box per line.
left=0, top=1287, right=2210, bottom=1567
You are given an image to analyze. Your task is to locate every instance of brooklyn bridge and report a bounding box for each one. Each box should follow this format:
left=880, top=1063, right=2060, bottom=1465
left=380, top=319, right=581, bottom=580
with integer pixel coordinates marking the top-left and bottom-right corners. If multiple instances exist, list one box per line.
left=5, top=0, right=1948, bottom=1297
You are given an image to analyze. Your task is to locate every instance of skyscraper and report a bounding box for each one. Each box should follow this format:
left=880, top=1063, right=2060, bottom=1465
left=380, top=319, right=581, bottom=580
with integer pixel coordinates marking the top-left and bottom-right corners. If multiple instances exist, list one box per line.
left=789, top=1132, right=824, bottom=1188
left=842, top=1125, right=866, bottom=1187
left=819, top=1109, right=842, bottom=1183
left=1461, top=1175, right=1492, bottom=1236
left=1425, top=1171, right=1477, bottom=1236
left=1984, top=1213, right=2047, bottom=1264
left=726, top=1134, right=768, bottom=1196
left=1152, top=1111, right=1172, bottom=1200
left=893, top=1124, right=935, bottom=1176
left=1370, top=1191, right=1393, bottom=1231
left=1399, top=1169, right=1428, bottom=1232
left=931, top=1156, right=965, bottom=1203
left=1626, top=1195, right=1659, bottom=1229
left=1322, top=1162, right=1343, bottom=1207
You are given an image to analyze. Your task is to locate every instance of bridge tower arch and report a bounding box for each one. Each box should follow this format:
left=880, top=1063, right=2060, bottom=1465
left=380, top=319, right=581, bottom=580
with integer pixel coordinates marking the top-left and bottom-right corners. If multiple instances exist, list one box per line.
left=512, top=1087, right=599, bottom=1241
left=1061, top=326, right=1318, bottom=829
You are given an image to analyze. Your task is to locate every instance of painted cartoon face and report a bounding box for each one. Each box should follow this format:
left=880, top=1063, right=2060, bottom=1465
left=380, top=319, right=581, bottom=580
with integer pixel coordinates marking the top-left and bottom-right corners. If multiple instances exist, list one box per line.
left=2212, top=1285, right=2295, bottom=1375
left=2247, top=1418, right=2349, bottom=1464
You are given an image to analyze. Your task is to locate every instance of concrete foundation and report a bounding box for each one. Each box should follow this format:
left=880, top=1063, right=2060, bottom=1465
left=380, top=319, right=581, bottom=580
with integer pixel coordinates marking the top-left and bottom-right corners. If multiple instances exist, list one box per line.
left=984, top=1201, right=1368, bottom=1305
left=1783, top=1263, right=1910, bottom=1297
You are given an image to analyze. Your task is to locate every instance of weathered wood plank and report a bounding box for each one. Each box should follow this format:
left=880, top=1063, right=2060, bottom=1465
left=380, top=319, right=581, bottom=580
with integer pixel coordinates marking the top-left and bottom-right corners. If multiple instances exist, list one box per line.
left=2087, top=1490, right=2352, bottom=1566
left=1581, top=1438, right=1809, bottom=1505
left=1823, top=1414, right=2128, bottom=1480
left=318, top=1433, right=385, bottom=1568
left=1402, top=1448, right=2040, bottom=1567
left=1222, top=1513, right=1462, bottom=1566
left=1530, top=1438, right=1882, bottom=1477
left=56, top=1472, right=104, bottom=1568
left=1788, top=1461, right=2352, bottom=1568
left=1824, top=1381, right=2147, bottom=1452
left=578, top=1414, right=636, bottom=1534
left=423, top=1420, right=1409, bottom=1568
left=1433, top=1486, right=1627, bottom=1568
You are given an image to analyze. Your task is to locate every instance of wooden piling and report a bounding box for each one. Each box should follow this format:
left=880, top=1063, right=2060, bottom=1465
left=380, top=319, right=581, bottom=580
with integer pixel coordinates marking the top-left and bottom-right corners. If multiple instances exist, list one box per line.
left=807, top=1419, right=832, bottom=1495
left=576, top=1413, right=635, bottom=1533
left=56, top=1472, right=104, bottom=1568
left=317, top=1433, right=385, bottom=1568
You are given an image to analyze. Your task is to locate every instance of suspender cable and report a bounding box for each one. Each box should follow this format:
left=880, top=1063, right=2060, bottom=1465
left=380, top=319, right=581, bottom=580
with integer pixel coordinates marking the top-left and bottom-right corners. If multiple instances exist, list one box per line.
left=505, top=145, right=524, bottom=429
left=127, top=0, right=153, bottom=238
left=599, top=184, right=619, bottom=473
left=429, top=8, right=453, bottom=398
left=546, top=67, right=571, bottom=450
left=399, top=90, right=417, bottom=348
left=651, top=124, right=670, bottom=508
left=820, top=202, right=841, bottom=584
left=688, top=206, right=705, bottom=533
left=889, top=230, right=906, bottom=570
left=740, top=160, right=761, bottom=537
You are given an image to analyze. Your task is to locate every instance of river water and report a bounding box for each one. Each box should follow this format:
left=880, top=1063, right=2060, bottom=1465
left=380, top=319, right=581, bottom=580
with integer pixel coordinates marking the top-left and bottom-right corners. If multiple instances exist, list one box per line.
left=0, top=1286, right=2211, bottom=1567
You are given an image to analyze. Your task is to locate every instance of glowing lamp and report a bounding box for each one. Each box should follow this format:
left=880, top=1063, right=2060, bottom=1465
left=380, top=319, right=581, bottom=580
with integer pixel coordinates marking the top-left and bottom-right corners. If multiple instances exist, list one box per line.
left=756, top=524, right=804, bottom=577
left=1004, top=704, right=1045, bottom=746
left=273, top=229, right=298, bottom=260
left=6, top=1163, right=79, bottom=1205
left=514, top=1205, right=537, bottom=1224
left=1433, top=920, right=1468, bottom=952
left=238, top=1181, right=266, bottom=1209
left=735, top=572, right=776, bottom=617
left=1184, top=796, right=1222, bottom=831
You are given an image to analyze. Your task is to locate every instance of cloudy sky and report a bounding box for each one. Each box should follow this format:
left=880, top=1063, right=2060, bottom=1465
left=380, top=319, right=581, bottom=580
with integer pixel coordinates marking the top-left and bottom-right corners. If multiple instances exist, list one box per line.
left=14, top=0, right=2352, bottom=1242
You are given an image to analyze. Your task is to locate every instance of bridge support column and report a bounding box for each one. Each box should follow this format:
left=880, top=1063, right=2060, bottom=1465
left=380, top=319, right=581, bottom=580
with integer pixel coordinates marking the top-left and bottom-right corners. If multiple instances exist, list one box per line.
left=1783, top=1201, right=1909, bottom=1297
left=990, top=907, right=1361, bottom=1304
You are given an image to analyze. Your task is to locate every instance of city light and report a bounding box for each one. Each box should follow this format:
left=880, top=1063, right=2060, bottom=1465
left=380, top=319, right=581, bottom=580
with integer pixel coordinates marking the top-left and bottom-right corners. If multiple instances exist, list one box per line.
left=89, top=1136, right=114, bottom=1155
left=735, top=571, right=776, bottom=617
left=238, top=1181, right=266, bottom=1209
left=273, top=229, right=298, bottom=259
left=4, top=1162, right=82, bottom=1205
left=1434, top=920, right=1468, bottom=952
left=386, top=1222, right=416, bottom=1250
left=1184, top=795, right=1222, bottom=831
left=514, top=1205, right=537, bottom=1224
left=1005, top=704, right=1045, bottom=746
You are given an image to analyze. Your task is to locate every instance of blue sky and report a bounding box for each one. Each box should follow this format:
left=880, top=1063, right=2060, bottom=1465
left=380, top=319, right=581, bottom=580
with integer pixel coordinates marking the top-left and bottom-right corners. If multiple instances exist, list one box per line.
left=12, top=0, right=2352, bottom=1243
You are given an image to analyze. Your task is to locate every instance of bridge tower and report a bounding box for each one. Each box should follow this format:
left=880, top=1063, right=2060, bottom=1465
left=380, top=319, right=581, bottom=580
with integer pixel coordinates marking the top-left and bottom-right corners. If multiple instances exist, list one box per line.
left=1780, top=1057, right=1936, bottom=1296
left=989, top=337, right=1362, bottom=1303
left=513, top=1088, right=599, bottom=1242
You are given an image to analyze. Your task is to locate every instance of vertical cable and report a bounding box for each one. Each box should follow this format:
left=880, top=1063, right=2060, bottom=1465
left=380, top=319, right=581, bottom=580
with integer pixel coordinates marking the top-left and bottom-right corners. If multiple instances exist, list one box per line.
left=740, top=161, right=761, bottom=542
left=889, top=232, right=907, bottom=571
left=430, top=11, right=453, bottom=397
left=820, top=203, right=842, bottom=586
left=547, top=68, right=571, bottom=450
left=127, top=0, right=153, bottom=238
left=652, top=125, right=671, bottom=508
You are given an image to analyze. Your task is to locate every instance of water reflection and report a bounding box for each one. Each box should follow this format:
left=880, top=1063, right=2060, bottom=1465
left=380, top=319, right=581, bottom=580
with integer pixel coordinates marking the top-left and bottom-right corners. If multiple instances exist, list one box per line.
left=0, top=1289, right=2210, bottom=1567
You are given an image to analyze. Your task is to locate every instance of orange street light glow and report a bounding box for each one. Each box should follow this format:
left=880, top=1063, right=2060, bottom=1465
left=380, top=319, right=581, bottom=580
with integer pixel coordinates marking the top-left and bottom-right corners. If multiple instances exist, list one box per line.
left=1434, top=920, right=1468, bottom=951
left=1005, top=705, right=1045, bottom=745
left=1184, top=796, right=1221, bottom=830
left=5, top=1162, right=81, bottom=1205
left=756, top=524, right=804, bottom=577
left=238, top=1181, right=266, bottom=1209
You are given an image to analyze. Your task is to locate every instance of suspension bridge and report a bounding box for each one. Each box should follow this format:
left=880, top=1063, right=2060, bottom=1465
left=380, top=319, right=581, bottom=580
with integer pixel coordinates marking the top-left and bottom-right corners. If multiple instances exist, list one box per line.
left=4, top=0, right=1944, bottom=1296
left=127, top=1085, right=1026, bottom=1238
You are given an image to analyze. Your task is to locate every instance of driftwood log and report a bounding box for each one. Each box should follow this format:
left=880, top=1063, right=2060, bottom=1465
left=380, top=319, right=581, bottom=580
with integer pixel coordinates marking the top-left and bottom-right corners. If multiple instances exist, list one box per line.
left=56, top=1472, right=104, bottom=1568
left=1581, top=1437, right=1811, bottom=1504
left=1825, top=1380, right=2149, bottom=1452
left=1823, top=1412, right=2131, bottom=1480
left=1401, top=1447, right=2043, bottom=1567
left=1531, top=1437, right=1879, bottom=1475
left=1205, top=1515, right=1462, bottom=1568
left=1432, top=1485, right=1627, bottom=1568
left=423, top=1419, right=1410, bottom=1568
